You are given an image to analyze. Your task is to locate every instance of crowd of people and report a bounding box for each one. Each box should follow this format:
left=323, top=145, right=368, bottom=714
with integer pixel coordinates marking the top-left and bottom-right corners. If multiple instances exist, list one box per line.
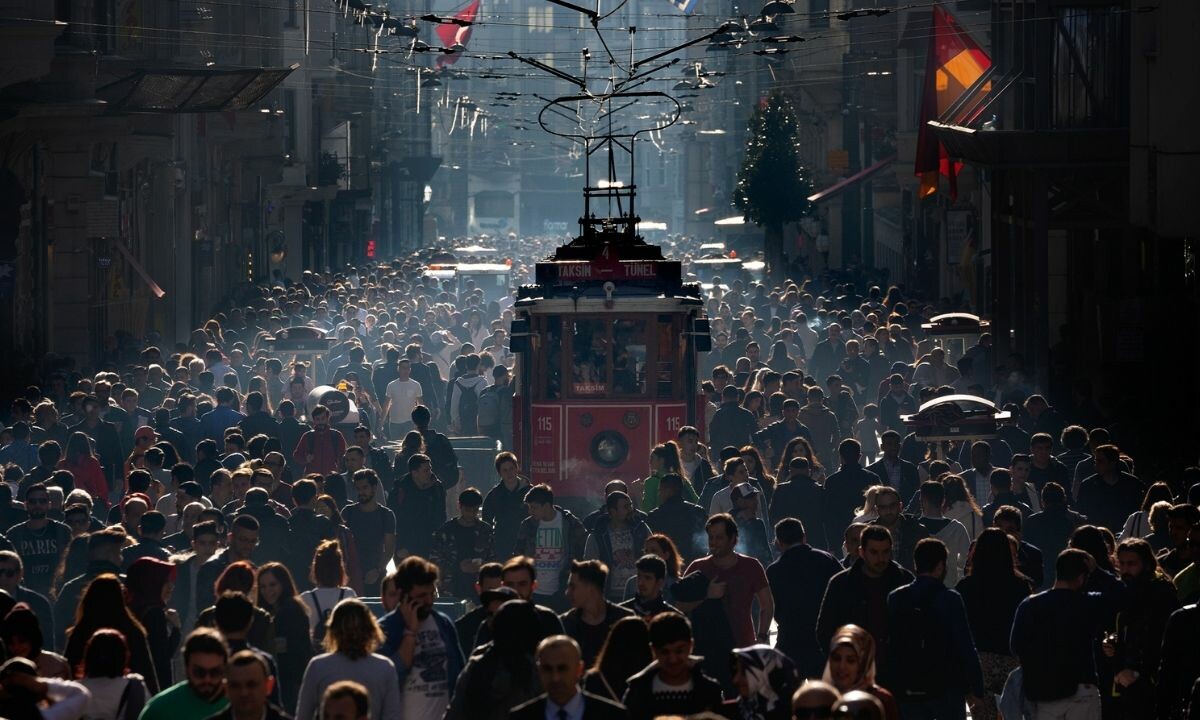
left=0, top=240, right=1196, bottom=720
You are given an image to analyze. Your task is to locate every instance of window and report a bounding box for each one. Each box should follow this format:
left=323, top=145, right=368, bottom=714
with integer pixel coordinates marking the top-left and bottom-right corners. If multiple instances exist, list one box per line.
left=612, top=319, right=647, bottom=396
left=1052, top=7, right=1128, bottom=128
left=655, top=317, right=677, bottom=398
left=572, top=319, right=609, bottom=395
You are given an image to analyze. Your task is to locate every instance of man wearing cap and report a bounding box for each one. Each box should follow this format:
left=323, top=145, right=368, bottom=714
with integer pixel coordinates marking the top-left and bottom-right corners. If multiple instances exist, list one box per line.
left=124, top=425, right=159, bottom=480
left=708, top=458, right=770, bottom=523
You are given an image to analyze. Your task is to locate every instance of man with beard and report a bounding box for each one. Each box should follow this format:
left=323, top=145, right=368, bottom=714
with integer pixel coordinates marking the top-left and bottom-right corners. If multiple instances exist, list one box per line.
left=472, top=556, right=564, bottom=647
left=6, top=484, right=71, bottom=598
left=291, top=405, right=346, bottom=477
left=139, top=629, right=230, bottom=720
left=870, top=486, right=930, bottom=573
left=867, top=431, right=921, bottom=507
left=816, top=525, right=914, bottom=671
left=195, top=515, right=260, bottom=611
left=1103, top=539, right=1179, bottom=714
left=343, top=469, right=396, bottom=592
left=390, top=454, right=446, bottom=561
left=379, top=556, right=464, bottom=719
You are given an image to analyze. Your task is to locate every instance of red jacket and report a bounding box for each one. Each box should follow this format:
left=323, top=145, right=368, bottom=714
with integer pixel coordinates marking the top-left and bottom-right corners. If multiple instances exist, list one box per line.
left=292, top=428, right=347, bottom=476
left=61, top=455, right=109, bottom=509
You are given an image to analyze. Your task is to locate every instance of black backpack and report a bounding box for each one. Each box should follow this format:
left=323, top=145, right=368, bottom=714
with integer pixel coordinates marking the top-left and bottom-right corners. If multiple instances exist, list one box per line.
left=456, top=378, right=480, bottom=434
left=888, top=584, right=953, bottom=698
left=476, top=385, right=500, bottom=431
left=306, top=587, right=347, bottom=645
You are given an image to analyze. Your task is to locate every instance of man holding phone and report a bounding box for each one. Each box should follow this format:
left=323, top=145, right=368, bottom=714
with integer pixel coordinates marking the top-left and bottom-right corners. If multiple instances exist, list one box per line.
left=379, top=556, right=464, bottom=720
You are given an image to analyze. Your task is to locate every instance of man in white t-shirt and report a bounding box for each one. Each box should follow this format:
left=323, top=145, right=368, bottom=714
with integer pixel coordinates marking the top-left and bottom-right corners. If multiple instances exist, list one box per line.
left=380, top=556, right=463, bottom=720
left=382, top=359, right=423, bottom=439
left=514, top=484, right=586, bottom=612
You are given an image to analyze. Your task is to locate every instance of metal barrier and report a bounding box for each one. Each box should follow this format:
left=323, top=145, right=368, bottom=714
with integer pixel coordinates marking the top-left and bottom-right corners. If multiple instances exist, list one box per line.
left=359, top=596, right=471, bottom=621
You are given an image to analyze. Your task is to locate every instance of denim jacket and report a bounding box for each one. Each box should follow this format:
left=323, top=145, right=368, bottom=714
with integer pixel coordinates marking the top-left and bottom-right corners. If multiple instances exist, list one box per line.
left=379, top=608, right=465, bottom=689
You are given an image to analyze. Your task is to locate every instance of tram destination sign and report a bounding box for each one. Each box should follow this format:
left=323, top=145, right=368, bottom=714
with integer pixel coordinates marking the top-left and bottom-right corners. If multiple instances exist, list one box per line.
left=536, top=259, right=681, bottom=286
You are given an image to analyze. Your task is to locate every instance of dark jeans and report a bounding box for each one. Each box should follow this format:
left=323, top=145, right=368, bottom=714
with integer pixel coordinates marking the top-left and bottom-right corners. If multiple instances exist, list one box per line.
left=897, top=693, right=968, bottom=720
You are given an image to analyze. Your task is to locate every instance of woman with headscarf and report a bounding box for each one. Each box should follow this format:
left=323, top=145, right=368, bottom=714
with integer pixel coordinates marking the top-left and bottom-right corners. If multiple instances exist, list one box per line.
left=821, top=625, right=900, bottom=720
left=126, top=557, right=181, bottom=693
left=444, top=599, right=545, bottom=720
left=719, top=645, right=800, bottom=720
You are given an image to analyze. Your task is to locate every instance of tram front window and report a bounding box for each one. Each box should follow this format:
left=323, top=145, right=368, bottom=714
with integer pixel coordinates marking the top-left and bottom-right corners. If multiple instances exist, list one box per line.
left=572, top=319, right=608, bottom=394
left=612, top=319, right=646, bottom=396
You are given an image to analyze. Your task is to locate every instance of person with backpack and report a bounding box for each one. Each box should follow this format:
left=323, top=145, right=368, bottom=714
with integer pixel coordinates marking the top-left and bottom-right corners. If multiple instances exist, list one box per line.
left=885, top=537, right=984, bottom=719
left=477, top=365, right=512, bottom=447
left=449, top=353, right=488, bottom=436
left=291, top=405, right=346, bottom=477
left=412, top=405, right=460, bottom=490
left=300, top=540, right=358, bottom=646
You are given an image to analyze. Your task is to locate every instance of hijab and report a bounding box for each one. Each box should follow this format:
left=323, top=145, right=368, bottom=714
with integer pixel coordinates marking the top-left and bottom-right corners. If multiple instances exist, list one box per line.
left=732, top=645, right=799, bottom=720
left=821, top=624, right=877, bottom=692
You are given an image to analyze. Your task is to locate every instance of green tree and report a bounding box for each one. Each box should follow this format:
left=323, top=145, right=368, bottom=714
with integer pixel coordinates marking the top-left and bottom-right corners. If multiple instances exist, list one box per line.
left=733, top=91, right=813, bottom=284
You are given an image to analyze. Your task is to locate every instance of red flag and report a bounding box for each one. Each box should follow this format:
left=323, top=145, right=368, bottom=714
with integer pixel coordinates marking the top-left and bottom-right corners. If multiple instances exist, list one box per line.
left=914, top=5, right=991, bottom=200
left=435, top=0, right=480, bottom=69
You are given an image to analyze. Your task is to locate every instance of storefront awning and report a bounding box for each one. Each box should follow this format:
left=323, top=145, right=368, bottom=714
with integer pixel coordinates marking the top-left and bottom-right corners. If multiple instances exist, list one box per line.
left=807, top=154, right=896, bottom=204
left=98, top=64, right=298, bottom=114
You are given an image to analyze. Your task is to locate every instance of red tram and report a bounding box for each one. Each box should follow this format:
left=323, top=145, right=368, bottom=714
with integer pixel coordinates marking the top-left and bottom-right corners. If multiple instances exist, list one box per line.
left=509, top=220, right=711, bottom=507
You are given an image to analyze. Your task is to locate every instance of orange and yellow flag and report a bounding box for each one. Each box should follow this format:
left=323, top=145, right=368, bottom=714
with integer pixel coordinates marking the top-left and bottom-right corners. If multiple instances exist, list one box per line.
left=914, top=5, right=991, bottom=200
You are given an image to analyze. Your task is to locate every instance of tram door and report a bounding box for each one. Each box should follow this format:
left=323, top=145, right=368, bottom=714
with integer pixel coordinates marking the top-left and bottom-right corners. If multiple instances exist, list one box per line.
left=521, top=313, right=690, bottom=503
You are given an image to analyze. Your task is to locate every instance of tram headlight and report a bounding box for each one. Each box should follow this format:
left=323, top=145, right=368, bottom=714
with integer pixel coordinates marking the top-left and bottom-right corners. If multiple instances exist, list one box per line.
left=590, top=431, right=629, bottom=469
